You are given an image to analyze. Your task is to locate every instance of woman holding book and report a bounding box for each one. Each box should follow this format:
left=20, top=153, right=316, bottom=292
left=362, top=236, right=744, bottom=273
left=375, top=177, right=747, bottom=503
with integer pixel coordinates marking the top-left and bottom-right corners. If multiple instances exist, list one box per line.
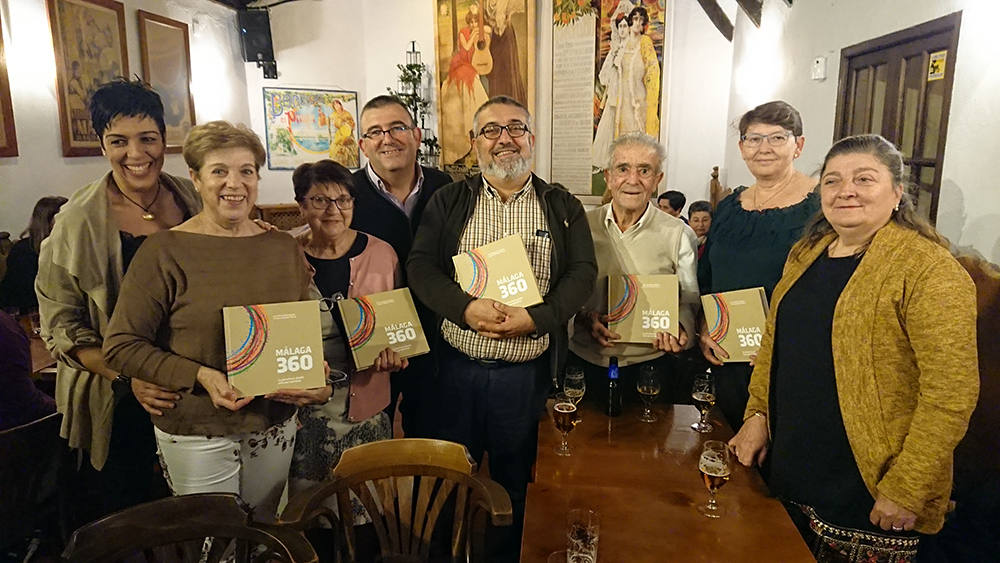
left=103, top=121, right=328, bottom=519
left=729, top=134, right=977, bottom=560
left=287, top=159, right=407, bottom=522
left=696, top=100, right=820, bottom=430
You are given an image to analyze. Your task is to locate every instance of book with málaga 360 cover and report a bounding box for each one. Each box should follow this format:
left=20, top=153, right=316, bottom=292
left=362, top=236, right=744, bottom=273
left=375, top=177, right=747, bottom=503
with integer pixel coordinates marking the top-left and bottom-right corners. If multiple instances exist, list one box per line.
left=223, top=300, right=326, bottom=397
left=607, top=274, right=679, bottom=343
left=336, top=287, right=430, bottom=370
left=700, top=287, right=769, bottom=363
left=452, top=233, right=543, bottom=307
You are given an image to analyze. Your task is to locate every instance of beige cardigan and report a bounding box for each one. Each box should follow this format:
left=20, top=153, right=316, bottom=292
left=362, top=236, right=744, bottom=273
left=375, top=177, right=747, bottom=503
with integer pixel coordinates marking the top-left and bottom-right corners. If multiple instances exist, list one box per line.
left=745, top=221, right=979, bottom=533
left=36, top=172, right=200, bottom=469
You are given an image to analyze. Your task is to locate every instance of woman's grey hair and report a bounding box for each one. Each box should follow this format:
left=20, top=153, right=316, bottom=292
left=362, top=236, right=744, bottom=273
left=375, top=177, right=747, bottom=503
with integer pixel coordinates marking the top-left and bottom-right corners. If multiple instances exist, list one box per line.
left=607, top=132, right=666, bottom=168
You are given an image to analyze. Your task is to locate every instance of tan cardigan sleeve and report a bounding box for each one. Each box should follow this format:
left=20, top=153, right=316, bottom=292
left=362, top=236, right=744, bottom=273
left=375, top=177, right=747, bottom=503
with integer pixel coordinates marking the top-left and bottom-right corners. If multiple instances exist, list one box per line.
left=875, top=254, right=979, bottom=513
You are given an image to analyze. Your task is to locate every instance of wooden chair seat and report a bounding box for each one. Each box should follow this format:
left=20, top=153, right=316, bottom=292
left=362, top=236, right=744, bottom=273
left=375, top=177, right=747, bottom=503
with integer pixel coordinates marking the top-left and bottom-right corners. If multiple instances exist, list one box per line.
left=61, top=493, right=318, bottom=563
left=280, top=439, right=513, bottom=563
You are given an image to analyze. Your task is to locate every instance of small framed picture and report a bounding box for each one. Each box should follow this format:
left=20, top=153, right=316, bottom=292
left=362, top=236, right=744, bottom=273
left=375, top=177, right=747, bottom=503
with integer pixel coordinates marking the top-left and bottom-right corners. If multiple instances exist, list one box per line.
left=138, top=10, right=196, bottom=153
left=0, top=15, right=18, bottom=157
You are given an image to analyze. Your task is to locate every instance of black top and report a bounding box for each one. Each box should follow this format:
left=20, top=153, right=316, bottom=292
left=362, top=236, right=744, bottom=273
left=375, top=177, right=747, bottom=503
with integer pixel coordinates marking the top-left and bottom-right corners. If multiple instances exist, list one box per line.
left=350, top=165, right=452, bottom=274
left=119, top=231, right=147, bottom=275
left=768, top=252, right=879, bottom=531
left=698, top=186, right=820, bottom=297
left=306, top=232, right=368, bottom=299
left=0, top=238, right=39, bottom=313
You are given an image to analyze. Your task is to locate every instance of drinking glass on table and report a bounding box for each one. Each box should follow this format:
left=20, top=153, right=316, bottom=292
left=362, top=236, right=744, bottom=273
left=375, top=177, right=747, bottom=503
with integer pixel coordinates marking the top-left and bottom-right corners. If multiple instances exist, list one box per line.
left=690, top=372, right=716, bottom=433
left=563, top=365, right=586, bottom=406
left=697, top=440, right=731, bottom=518
left=552, top=396, right=580, bottom=456
left=567, top=508, right=600, bottom=563
left=637, top=364, right=660, bottom=423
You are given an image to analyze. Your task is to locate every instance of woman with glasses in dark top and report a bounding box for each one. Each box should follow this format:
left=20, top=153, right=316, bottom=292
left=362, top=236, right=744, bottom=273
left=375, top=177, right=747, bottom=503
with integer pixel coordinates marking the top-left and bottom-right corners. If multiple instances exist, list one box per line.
left=287, top=159, right=408, bottom=529
left=697, top=100, right=820, bottom=432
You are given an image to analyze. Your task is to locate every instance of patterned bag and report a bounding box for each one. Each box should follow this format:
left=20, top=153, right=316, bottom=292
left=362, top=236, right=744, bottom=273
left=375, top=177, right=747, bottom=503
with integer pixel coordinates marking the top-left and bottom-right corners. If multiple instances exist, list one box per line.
left=798, top=504, right=920, bottom=563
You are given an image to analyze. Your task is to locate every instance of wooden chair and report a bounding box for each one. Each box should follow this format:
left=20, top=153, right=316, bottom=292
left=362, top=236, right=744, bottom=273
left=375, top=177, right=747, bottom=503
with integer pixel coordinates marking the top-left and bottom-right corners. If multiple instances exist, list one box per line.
left=61, top=493, right=318, bottom=563
left=253, top=203, right=308, bottom=231
left=280, top=439, right=513, bottom=563
left=0, top=412, right=68, bottom=551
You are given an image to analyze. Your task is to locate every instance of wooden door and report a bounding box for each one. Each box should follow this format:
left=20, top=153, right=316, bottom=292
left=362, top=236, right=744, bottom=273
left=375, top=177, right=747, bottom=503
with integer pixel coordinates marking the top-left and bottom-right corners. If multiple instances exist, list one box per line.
left=834, top=12, right=961, bottom=223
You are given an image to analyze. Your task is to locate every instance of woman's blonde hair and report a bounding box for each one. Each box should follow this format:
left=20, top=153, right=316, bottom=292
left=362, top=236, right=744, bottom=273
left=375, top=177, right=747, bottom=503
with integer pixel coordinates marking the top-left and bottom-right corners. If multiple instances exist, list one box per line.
left=183, top=120, right=266, bottom=172
left=794, top=134, right=945, bottom=258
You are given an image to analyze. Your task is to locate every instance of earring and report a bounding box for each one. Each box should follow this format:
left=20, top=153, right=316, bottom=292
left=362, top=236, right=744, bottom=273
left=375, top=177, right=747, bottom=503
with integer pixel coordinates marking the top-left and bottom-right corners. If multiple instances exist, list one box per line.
left=894, top=202, right=900, bottom=212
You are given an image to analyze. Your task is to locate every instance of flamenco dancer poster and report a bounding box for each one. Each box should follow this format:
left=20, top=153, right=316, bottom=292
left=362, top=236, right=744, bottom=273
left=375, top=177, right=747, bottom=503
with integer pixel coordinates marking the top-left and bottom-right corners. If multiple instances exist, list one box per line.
left=434, top=0, right=536, bottom=176
left=551, top=0, right=668, bottom=196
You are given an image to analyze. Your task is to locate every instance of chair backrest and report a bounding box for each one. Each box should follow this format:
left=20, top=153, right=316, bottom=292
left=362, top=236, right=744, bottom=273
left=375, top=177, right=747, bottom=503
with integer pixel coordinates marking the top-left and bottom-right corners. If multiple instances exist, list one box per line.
left=254, top=203, right=308, bottom=231
left=280, top=439, right=513, bottom=563
left=61, top=493, right=318, bottom=563
left=954, top=253, right=1000, bottom=497
left=0, top=412, right=64, bottom=549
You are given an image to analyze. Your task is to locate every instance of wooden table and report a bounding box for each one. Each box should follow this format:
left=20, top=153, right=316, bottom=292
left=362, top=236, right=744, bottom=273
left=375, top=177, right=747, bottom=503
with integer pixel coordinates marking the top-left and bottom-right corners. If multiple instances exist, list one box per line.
left=520, top=402, right=812, bottom=562
left=30, top=336, right=57, bottom=375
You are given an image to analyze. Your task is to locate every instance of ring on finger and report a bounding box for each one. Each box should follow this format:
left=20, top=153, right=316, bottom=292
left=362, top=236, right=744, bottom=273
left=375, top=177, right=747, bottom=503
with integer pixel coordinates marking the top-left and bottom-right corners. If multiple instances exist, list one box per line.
left=891, top=525, right=903, bottom=531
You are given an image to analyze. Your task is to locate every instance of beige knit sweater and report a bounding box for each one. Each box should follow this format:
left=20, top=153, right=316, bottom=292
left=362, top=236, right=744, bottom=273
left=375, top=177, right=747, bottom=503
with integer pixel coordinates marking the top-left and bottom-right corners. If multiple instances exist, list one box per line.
left=745, top=221, right=979, bottom=533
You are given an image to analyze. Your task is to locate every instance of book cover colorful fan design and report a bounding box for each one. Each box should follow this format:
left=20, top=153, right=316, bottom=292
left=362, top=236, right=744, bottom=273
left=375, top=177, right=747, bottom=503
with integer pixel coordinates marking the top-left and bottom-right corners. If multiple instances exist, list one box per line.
left=223, top=300, right=325, bottom=397
left=452, top=234, right=543, bottom=307
left=607, top=274, right=679, bottom=343
left=700, top=287, right=769, bottom=363
left=336, top=287, right=430, bottom=370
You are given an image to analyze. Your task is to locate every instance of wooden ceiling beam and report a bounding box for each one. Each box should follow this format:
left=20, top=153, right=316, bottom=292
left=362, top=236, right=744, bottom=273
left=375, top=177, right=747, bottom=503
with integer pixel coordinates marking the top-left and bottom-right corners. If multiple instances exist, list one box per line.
left=696, top=0, right=734, bottom=42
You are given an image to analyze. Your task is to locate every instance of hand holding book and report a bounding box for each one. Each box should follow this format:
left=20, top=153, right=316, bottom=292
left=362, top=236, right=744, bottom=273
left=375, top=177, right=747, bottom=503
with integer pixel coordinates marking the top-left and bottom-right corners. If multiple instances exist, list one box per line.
left=197, top=365, right=253, bottom=411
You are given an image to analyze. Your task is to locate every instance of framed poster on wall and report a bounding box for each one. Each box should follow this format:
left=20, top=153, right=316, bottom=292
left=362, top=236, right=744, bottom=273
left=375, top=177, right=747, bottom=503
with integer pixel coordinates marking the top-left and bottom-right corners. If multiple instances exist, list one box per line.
left=0, top=15, right=18, bottom=157
left=47, top=0, right=128, bottom=156
left=262, top=87, right=360, bottom=171
left=138, top=10, right=195, bottom=153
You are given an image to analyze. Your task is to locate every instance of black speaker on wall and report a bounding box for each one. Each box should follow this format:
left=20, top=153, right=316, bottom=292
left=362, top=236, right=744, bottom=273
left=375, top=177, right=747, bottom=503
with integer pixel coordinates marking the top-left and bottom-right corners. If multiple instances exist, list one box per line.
left=238, top=9, right=274, bottom=63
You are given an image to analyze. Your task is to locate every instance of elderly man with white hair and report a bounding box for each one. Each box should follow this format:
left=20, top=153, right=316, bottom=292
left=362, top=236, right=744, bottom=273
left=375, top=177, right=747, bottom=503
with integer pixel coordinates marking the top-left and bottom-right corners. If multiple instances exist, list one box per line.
left=569, top=132, right=699, bottom=405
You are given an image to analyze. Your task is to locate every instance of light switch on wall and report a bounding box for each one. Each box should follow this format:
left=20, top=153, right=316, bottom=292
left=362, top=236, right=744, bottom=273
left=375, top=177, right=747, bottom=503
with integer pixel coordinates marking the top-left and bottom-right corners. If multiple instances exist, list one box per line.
left=811, top=57, right=827, bottom=81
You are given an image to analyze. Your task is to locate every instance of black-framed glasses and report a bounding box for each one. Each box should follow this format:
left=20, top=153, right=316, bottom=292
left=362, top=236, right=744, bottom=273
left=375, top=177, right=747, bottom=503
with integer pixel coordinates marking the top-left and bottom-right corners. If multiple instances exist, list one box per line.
left=740, top=131, right=794, bottom=148
left=305, top=195, right=354, bottom=211
left=361, top=125, right=414, bottom=141
left=477, top=122, right=530, bottom=140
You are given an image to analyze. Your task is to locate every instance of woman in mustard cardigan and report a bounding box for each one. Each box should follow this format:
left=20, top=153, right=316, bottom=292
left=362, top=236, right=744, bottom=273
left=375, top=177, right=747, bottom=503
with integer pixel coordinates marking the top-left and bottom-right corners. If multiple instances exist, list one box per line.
left=729, top=134, right=978, bottom=561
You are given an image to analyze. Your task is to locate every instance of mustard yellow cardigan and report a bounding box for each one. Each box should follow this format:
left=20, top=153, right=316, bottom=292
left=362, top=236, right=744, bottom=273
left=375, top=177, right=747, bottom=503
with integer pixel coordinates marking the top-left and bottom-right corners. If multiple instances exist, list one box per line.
left=745, top=221, right=979, bottom=533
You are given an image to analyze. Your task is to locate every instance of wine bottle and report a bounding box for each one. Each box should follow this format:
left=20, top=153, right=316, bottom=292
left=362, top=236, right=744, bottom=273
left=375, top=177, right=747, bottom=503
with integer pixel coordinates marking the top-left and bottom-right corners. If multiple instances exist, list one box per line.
left=607, top=356, right=622, bottom=417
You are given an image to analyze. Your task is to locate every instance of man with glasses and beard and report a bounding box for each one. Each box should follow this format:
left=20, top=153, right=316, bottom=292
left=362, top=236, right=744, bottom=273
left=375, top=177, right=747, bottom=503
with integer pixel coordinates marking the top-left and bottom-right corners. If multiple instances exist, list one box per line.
left=352, top=95, right=452, bottom=438
left=408, top=96, right=596, bottom=560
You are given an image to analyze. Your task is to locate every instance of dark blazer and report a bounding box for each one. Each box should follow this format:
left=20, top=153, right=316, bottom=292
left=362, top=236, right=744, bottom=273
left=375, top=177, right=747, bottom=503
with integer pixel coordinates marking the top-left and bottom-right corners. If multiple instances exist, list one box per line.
left=406, top=173, right=597, bottom=382
left=350, top=165, right=453, bottom=271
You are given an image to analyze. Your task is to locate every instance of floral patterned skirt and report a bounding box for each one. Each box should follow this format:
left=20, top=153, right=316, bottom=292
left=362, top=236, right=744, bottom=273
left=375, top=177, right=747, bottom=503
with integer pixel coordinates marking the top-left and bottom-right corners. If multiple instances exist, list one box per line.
left=288, top=381, right=390, bottom=525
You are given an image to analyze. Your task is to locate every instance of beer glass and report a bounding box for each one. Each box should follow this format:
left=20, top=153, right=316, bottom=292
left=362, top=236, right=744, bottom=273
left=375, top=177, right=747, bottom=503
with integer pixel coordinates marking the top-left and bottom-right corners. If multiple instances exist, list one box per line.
left=552, top=398, right=580, bottom=456
left=690, top=372, right=715, bottom=433
left=563, top=365, right=586, bottom=406
left=566, top=508, right=600, bottom=563
left=697, top=440, right=731, bottom=518
left=636, top=364, right=660, bottom=423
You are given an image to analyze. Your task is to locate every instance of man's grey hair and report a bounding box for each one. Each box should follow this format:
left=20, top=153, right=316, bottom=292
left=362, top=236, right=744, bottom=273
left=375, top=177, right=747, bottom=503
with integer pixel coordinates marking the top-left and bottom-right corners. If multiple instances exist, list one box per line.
left=472, top=95, right=532, bottom=134
left=608, top=132, right=666, bottom=169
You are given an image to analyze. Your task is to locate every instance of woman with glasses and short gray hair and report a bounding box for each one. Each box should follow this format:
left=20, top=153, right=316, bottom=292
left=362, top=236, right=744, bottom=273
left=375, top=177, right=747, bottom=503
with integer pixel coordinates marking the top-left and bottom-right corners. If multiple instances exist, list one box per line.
left=287, top=159, right=408, bottom=529
left=697, top=100, right=820, bottom=432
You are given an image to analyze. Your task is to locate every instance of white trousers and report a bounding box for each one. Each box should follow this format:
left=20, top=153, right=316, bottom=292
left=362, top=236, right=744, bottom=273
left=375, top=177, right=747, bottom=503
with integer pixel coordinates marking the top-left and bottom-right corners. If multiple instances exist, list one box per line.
left=153, top=415, right=297, bottom=521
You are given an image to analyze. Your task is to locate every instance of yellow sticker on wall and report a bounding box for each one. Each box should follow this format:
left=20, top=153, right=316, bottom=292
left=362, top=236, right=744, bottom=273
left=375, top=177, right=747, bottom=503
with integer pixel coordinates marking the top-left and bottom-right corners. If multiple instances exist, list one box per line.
left=928, top=50, right=947, bottom=81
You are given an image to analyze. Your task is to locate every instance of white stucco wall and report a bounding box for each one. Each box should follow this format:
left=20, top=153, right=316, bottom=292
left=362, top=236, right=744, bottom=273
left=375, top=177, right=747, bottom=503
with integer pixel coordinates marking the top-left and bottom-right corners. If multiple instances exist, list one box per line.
left=0, top=0, right=248, bottom=234
left=723, top=0, right=1000, bottom=262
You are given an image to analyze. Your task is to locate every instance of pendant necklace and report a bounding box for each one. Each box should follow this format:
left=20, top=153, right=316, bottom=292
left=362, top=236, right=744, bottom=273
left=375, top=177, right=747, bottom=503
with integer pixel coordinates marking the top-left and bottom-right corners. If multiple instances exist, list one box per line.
left=117, top=181, right=161, bottom=221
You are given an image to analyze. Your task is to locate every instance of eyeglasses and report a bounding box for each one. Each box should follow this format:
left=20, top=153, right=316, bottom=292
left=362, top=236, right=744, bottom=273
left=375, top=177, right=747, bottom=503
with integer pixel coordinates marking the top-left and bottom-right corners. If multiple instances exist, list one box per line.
left=740, top=131, right=794, bottom=148
left=361, top=125, right=414, bottom=141
left=610, top=163, right=657, bottom=179
left=304, top=195, right=354, bottom=211
left=477, top=123, right=530, bottom=140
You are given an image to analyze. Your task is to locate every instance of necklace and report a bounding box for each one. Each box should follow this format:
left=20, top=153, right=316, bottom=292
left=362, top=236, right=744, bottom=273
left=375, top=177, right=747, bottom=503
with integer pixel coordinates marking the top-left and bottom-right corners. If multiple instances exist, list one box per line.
left=116, top=181, right=161, bottom=221
left=751, top=176, right=794, bottom=210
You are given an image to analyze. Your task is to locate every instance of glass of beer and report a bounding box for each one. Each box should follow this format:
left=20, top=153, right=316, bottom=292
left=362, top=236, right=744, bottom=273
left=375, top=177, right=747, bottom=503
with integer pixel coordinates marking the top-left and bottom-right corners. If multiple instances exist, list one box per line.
left=637, top=364, right=660, bottom=423
left=552, top=399, right=580, bottom=456
left=690, top=372, right=716, bottom=433
left=697, top=440, right=731, bottom=518
left=563, top=366, right=586, bottom=406
left=566, top=508, right=600, bottom=563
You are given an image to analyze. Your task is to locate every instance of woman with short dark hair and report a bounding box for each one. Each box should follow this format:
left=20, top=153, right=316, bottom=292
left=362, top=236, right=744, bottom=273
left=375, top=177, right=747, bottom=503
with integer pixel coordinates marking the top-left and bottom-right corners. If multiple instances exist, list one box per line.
left=697, top=100, right=820, bottom=430
left=36, top=79, right=200, bottom=517
left=730, top=134, right=978, bottom=559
